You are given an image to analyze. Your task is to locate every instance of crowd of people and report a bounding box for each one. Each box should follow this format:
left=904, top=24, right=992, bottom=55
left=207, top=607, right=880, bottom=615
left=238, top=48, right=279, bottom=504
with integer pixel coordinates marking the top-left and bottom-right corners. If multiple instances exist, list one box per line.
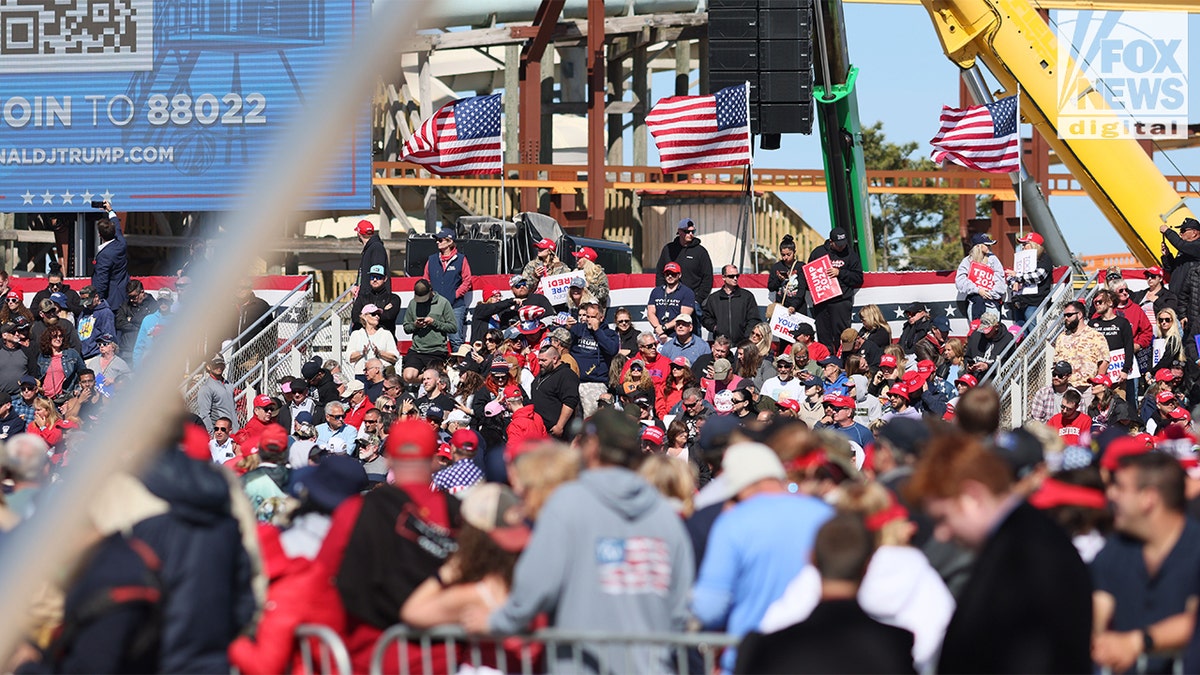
left=5, top=214, right=1200, bottom=674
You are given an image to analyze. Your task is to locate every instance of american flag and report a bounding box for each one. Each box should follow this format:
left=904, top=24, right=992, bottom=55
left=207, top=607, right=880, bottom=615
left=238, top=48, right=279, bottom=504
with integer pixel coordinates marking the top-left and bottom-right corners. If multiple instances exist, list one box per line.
left=646, top=83, right=751, bottom=174
left=596, top=536, right=672, bottom=596
left=929, top=95, right=1020, bottom=174
left=402, top=94, right=502, bottom=175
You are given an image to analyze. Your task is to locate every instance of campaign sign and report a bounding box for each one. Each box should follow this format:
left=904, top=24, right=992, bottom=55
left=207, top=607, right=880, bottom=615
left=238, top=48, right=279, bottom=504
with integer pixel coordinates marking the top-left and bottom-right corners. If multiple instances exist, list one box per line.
left=1153, top=338, right=1166, bottom=368
left=968, top=262, right=998, bottom=295
left=1013, top=249, right=1038, bottom=295
left=803, top=256, right=842, bottom=305
left=0, top=0, right=371, bottom=212
left=537, top=271, right=585, bottom=305
left=769, top=304, right=813, bottom=342
left=1108, top=348, right=1140, bottom=378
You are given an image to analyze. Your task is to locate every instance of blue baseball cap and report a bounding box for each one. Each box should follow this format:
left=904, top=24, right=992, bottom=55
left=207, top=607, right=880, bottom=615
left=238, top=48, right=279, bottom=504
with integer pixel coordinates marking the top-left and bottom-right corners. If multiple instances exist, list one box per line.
left=436, top=228, right=457, bottom=241
left=369, top=264, right=386, bottom=277
left=48, top=292, right=68, bottom=308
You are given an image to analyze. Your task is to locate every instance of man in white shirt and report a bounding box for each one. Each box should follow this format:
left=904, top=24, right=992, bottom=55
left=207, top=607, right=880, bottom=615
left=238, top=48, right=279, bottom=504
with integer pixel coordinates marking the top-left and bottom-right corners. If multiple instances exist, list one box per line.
left=209, top=416, right=237, bottom=463
left=761, top=353, right=804, bottom=403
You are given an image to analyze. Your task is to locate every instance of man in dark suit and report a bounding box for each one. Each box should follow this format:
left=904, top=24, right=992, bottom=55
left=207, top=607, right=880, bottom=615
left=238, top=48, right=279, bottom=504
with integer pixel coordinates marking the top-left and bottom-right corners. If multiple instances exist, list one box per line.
left=907, top=432, right=1093, bottom=674
left=92, top=200, right=129, bottom=313
left=735, top=513, right=915, bottom=674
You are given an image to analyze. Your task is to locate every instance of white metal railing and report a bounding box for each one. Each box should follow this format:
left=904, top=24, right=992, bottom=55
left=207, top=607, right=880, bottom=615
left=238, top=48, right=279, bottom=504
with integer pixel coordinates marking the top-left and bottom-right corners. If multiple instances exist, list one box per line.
left=983, top=271, right=1103, bottom=428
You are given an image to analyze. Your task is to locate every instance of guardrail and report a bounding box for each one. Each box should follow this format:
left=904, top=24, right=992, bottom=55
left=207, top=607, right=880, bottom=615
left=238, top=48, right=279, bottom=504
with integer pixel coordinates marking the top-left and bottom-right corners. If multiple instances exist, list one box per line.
left=296, top=624, right=353, bottom=675
left=370, top=624, right=740, bottom=675
left=183, top=276, right=314, bottom=417
left=226, top=287, right=357, bottom=415
left=983, top=271, right=1102, bottom=428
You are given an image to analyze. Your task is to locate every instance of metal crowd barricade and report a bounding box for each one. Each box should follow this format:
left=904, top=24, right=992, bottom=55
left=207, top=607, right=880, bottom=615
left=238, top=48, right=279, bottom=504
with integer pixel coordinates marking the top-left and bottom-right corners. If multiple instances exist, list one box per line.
left=369, top=624, right=740, bottom=675
left=295, top=623, right=353, bottom=675
left=982, top=270, right=1102, bottom=429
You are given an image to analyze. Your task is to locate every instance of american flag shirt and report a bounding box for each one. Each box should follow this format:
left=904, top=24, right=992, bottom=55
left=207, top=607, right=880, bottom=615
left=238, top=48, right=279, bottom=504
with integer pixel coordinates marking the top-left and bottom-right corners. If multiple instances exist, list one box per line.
left=431, top=458, right=484, bottom=495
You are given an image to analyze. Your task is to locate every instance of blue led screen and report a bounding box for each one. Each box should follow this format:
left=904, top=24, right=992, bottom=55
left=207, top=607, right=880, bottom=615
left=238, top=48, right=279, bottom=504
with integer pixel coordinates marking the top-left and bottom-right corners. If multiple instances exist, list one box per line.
left=0, top=0, right=370, bottom=212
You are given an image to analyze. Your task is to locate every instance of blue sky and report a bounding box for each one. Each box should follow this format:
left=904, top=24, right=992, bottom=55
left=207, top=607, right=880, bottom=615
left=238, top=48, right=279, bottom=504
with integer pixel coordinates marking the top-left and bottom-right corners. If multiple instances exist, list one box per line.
left=641, top=5, right=1200, bottom=258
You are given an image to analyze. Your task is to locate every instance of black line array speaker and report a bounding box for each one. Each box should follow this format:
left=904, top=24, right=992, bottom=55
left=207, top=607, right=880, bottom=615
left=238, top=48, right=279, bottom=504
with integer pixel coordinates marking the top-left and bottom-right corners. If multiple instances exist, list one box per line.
left=404, top=236, right=503, bottom=278
left=709, top=0, right=814, bottom=136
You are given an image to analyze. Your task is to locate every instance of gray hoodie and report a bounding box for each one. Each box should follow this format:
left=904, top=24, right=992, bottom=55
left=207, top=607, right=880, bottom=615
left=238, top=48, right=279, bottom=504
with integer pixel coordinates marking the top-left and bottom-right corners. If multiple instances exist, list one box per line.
left=490, top=467, right=694, bottom=673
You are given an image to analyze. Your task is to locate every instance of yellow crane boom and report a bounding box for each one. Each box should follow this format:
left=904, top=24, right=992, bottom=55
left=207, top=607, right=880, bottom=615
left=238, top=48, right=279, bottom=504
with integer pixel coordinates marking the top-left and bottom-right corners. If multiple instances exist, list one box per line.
left=920, top=0, right=1195, bottom=265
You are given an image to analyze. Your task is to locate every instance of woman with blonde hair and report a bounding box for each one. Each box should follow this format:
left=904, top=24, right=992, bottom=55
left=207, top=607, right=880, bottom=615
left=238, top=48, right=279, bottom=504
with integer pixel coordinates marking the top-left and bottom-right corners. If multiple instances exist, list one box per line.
left=573, top=249, right=610, bottom=309
left=508, top=443, right=582, bottom=520
left=638, top=454, right=695, bottom=517
left=759, top=482, right=954, bottom=672
left=747, top=322, right=773, bottom=360
left=941, top=337, right=966, bottom=383
left=859, top=304, right=892, bottom=351
left=955, top=233, right=1005, bottom=320
left=1152, top=307, right=1183, bottom=372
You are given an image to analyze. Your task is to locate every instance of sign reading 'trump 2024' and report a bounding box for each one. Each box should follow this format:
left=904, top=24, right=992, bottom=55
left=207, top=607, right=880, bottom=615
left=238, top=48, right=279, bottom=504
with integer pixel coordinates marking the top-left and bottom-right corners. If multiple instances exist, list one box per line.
left=0, top=0, right=370, bottom=212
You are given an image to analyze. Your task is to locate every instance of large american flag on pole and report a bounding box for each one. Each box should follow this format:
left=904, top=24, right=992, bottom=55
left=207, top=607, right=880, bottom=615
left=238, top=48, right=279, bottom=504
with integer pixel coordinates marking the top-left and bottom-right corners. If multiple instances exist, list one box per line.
left=646, top=83, right=751, bottom=174
left=402, top=94, right=502, bottom=175
left=929, top=95, right=1020, bottom=174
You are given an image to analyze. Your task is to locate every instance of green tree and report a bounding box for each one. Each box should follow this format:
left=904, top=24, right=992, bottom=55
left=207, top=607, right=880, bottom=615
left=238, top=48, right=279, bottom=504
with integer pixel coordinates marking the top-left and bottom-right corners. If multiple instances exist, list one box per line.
left=861, top=122, right=973, bottom=271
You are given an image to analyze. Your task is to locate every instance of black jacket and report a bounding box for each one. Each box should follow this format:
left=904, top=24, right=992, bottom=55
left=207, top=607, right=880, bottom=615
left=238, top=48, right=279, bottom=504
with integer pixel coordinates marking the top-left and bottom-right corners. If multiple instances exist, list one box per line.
left=115, top=297, right=156, bottom=357
left=899, top=317, right=931, bottom=354
left=965, top=328, right=1016, bottom=373
left=92, top=214, right=130, bottom=312
left=736, top=599, right=916, bottom=674
left=309, top=371, right=341, bottom=425
left=132, top=451, right=255, bottom=674
left=654, top=236, right=715, bottom=305
left=767, top=259, right=804, bottom=310
left=531, top=362, right=581, bottom=435
left=1011, top=252, right=1054, bottom=310
left=701, top=287, right=762, bottom=344
left=805, top=240, right=864, bottom=303
left=937, top=501, right=1092, bottom=674
left=350, top=285, right=402, bottom=333
left=31, top=285, right=82, bottom=318
left=357, top=234, right=389, bottom=290
left=1163, top=229, right=1200, bottom=300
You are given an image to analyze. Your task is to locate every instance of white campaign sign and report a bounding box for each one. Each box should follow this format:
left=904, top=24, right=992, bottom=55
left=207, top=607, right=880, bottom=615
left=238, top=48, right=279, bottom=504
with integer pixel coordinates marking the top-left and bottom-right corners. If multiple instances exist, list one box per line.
left=1013, top=249, right=1038, bottom=295
left=769, top=304, right=814, bottom=342
left=536, top=271, right=586, bottom=305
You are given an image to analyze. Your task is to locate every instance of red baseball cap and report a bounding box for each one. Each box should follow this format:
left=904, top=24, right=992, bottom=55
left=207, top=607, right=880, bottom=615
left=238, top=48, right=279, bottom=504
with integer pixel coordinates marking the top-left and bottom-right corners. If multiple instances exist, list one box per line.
left=451, top=428, right=480, bottom=453
left=259, top=425, right=289, bottom=452
left=671, top=356, right=691, bottom=368
left=1155, top=368, right=1176, bottom=382
left=887, top=384, right=909, bottom=398
left=879, top=354, right=898, bottom=369
left=663, top=262, right=682, bottom=274
left=502, top=384, right=524, bottom=401
left=534, top=238, right=556, bottom=251
left=436, top=443, right=453, bottom=459
left=917, top=359, right=936, bottom=375
left=1146, top=266, right=1164, bottom=277
left=1170, top=407, right=1192, bottom=422
left=641, top=426, right=666, bottom=445
left=778, top=398, right=801, bottom=413
left=1157, top=390, right=1178, bottom=404
left=572, top=247, right=598, bottom=262
left=1088, top=374, right=1112, bottom=388
left=354, top=219, right=375, bottom=235
left=1101, top=434, right=1156, bottom=472
left=253, top=394, right=274, bottom=409
left=5, top=290, right=18, bottom=301
left=1017, top=232, right=1044, bottom=246
left=955, top=374, right=978, bottom=388
left=385, top=419, right=438, bottom=459
left=822, top=393, right=854, bottom=409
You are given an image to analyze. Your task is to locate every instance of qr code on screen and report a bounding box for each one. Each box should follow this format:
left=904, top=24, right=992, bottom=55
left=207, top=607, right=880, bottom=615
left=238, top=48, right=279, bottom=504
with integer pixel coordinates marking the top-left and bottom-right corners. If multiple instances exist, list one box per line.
left=0, top=0, right=153, bottom=73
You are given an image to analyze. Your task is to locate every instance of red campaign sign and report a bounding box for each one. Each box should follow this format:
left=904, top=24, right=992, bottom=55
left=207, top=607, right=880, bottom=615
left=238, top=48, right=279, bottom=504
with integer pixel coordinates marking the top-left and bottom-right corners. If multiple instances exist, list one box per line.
left=803, top=256, right=843, bottom=305
left=968, top=262, right=997, bottom=295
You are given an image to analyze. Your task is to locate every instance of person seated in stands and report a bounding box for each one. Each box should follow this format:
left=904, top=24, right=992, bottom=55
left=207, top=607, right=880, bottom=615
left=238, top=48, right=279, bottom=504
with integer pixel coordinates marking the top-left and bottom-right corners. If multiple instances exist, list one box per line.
left=964, top=311, right=1013, bottom=379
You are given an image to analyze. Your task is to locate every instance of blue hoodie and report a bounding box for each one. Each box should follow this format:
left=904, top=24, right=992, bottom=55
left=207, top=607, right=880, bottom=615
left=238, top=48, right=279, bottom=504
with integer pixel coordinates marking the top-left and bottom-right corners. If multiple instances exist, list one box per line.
left=77, top=299, right=116, bottom=359
left=569, top=322, right=620, bottom=383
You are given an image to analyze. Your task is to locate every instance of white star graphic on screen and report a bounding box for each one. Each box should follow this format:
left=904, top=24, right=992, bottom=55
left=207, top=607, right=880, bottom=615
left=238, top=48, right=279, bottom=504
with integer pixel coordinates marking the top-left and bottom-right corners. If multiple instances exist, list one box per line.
left=100, top=191, right=114, bottom=202
left=40, top=191, right=54, bottom=205
left=945, top=305, right=957, bottom=317
left=80, top=191, right=94, bottom=204
left=893, top=306, right=906, bottom=320
left=60, top=190, right=75, bottom=205
left=20, top=191, right=33, bottom=205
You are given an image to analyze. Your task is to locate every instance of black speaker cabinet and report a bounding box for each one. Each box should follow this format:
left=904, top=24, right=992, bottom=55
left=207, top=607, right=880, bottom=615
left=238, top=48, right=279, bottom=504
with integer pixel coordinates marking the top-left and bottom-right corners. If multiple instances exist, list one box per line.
left=458, top=239, right=503, bottom=277
left=405, top=235, right=438, bottom=277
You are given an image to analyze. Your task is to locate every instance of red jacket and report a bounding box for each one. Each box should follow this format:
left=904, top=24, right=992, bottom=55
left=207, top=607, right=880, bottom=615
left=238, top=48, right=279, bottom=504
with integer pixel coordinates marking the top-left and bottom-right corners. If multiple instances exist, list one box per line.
left=228, top=525, right=346, bottom=675
left=344, top=397, right=376, bottom=430
left=1117, top=301, right=1153, bottom=350
left=506, top=405, right=549, bottom=451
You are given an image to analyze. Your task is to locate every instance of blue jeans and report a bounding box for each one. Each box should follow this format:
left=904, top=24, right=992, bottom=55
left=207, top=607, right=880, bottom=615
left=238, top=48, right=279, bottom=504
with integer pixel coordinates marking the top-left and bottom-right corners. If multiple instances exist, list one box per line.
left=1014, top=304, right=1039, bottom=332
left=450, top=304, right=467, bottom=350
